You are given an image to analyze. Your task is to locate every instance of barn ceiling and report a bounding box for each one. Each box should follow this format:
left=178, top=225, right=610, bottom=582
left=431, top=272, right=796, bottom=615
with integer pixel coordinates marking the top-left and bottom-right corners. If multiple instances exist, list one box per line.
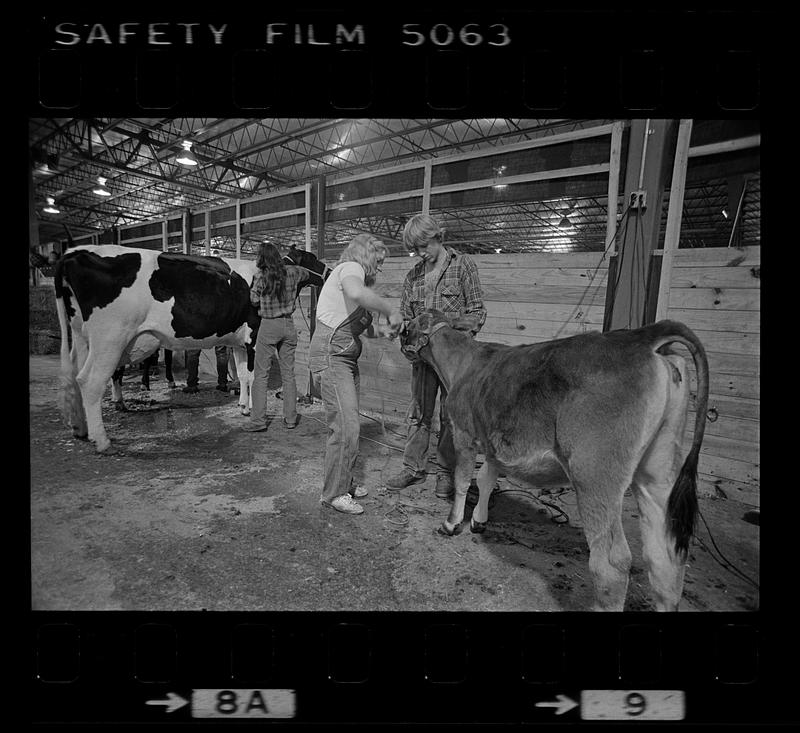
left=29, top=118, right=760, bottom=256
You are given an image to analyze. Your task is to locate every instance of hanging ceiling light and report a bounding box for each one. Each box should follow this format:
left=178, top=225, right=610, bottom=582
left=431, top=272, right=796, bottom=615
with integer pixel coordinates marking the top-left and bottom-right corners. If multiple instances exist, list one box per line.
left=493, top=164, right=508, bottom=189
left=176, top=140, right=199, bottom=166
left=43, top=196, right=60, bottom=214
left=557, top=206, right=575, bottom=229
left=93, top=176, right=111, bottom=197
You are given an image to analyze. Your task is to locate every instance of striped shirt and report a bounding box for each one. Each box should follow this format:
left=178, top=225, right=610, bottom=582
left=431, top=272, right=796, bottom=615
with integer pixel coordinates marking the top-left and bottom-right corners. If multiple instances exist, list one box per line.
left=250, top=264, right=309, bottom=318
left=400, top=247, right=487, bottom=333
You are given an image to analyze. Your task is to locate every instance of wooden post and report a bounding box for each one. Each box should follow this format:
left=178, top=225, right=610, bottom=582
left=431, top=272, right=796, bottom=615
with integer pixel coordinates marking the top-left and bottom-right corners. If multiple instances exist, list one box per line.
left=422, top=160, right=432, bottom=215
left=605, top=121, right=624, bottom=252
left=306, top=176, right=327, bottom=400
left=161, top=219, right=168, bottom=252
left=182, top=210, right=190, bottom=254
left=235, top=200, right=241, bottom=258
left=28, top=149, right=40, bottom=285
left=655, top=119, right=693, bottom=322
left=606, top=119, right=679, bottom=331
left=315, top=175, right=326, bottom=260
left=304, top=183, right=312, bottom=252
left=204, top=211, right=210, bottom=256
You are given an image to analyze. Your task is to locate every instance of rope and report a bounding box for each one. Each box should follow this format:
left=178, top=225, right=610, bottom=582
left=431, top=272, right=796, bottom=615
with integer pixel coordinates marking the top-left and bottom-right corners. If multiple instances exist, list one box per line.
left=726, top=181, right=748, bottom=248
left=359, top=411, right=408, bottom=439
left=554, top=199, right=634, bottom=338
left=695, top=508, right=759, bottom=590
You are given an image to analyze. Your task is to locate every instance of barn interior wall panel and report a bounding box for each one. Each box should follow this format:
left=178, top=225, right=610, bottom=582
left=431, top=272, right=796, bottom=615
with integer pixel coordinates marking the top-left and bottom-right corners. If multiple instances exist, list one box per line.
left=666, top=246, right=760, bottom=507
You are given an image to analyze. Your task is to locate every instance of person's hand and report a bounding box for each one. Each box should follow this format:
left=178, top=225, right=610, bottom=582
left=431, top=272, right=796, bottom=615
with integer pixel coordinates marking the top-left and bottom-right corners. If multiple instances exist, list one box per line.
left=376, top=324, right=398, bottom=339
left=387, top=309, right=403, bottom=331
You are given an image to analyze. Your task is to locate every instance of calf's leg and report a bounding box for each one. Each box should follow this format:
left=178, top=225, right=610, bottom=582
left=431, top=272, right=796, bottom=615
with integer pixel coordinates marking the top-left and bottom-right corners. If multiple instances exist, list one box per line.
left=439, top=426, right=476, bottom=535
left=570, top=457, right=633, bottom=611
left=470, top=459, right=499, bottom=533
left=631, top=356, right=691, bottom=611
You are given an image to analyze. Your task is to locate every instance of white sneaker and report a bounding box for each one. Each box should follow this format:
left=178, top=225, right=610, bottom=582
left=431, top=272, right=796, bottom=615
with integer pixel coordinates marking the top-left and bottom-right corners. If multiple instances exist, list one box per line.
left=352, top=485, right=368, bottom=499
left=329, top=493, right=364, bottom=515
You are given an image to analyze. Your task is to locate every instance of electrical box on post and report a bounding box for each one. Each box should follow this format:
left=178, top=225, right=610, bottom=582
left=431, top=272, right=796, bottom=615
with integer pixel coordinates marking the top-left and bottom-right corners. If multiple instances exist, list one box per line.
left=629, top=190, right=647, bottom=209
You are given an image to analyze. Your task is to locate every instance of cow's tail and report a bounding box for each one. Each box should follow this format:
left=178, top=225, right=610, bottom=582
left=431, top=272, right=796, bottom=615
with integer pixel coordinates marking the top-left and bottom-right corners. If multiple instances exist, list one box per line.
left=647, top=319, right=710, bottom=558
left=53, top=259, right=83, bottom=433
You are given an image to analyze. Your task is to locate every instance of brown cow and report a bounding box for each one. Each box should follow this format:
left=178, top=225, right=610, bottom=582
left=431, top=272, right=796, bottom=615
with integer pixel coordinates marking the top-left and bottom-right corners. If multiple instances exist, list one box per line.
left=399, top=312, right=709, bottom=611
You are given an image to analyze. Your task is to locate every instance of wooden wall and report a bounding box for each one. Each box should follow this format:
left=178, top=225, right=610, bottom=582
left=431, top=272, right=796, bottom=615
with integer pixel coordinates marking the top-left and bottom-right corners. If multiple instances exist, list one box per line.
left=665, top=246, right=760, bottom=507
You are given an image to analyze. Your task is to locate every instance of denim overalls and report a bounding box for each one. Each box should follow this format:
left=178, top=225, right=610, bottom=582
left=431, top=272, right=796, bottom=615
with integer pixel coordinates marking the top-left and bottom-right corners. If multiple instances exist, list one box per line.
left=308, top=307, right=373, bottom=505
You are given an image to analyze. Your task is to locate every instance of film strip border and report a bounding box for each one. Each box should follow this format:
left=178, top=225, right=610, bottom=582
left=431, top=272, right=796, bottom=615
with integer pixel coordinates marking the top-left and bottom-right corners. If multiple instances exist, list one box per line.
left=27, top=12, right=763, bottom=115
left=31, top=613, right=788, bottom=725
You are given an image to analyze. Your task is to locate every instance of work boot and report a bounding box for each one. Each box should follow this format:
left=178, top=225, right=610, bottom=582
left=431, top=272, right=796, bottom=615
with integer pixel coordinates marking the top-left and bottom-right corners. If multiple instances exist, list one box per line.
left=242, top=423, right=267, bottom=433
left=435, top=473, right=455, bottom=500
left=385, top=469, right=426, bottom=491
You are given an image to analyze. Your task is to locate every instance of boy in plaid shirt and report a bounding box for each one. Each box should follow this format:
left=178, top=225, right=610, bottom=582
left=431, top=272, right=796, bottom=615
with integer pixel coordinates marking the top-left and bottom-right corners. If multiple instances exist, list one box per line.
left=386, top=214, right=486, bottom=499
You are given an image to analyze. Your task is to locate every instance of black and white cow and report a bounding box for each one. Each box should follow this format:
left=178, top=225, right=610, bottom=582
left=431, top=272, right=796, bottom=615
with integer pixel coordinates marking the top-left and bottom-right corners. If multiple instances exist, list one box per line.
left=55, top=244, right=328, bottom=452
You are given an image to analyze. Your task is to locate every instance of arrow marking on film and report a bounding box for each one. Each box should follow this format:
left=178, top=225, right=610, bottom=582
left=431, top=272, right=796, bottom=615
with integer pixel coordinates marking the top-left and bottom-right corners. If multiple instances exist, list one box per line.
left=145, top=692, right=189, bottom=713
left=535, top=694, right=578, bottom=715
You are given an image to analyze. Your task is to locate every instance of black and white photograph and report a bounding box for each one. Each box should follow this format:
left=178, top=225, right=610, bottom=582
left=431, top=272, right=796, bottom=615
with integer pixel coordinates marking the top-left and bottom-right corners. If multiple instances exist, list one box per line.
left=28, top=117, right=760, bottom=613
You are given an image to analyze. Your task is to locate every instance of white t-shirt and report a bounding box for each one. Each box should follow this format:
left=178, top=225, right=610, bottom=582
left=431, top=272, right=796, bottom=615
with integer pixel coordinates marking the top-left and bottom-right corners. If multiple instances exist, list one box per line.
left=316, top=261, right=365, bottom=328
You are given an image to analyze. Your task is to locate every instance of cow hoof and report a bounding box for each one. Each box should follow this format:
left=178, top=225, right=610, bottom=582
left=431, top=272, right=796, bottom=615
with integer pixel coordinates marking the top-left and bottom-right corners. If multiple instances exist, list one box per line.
left=240, top=406, right=251, bottom=416
left=470, top=517, right=487, bottom=534
left=167, top=381, right=177, bottom=389
left=72, top=430, right=89, bottom=441
left=139, top=385, right=150, bottom=392
left=437, top=521, right=462, bottom=536
left=113, top=402, right=128, bottom=412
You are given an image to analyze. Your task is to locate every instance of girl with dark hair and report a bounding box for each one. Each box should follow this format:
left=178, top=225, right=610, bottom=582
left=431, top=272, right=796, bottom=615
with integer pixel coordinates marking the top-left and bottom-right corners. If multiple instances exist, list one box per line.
left=243, top=242, right=311, bottom=432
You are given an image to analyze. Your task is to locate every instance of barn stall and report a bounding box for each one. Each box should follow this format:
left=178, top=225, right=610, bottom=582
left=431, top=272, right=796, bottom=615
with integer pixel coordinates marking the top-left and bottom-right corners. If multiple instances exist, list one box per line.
left=29, top=118, right=759, bottom=611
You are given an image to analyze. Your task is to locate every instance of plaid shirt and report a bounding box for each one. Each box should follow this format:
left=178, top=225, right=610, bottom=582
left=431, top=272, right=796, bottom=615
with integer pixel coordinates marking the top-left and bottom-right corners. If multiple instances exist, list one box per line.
left=400, top=247, right=486, bottom=333
left=250, top=264, right=309, bottom=318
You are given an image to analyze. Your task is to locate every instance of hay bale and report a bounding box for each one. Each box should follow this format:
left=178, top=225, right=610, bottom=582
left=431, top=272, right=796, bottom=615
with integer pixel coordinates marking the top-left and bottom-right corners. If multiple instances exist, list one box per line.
left=29, top=286, right=59, bottom=330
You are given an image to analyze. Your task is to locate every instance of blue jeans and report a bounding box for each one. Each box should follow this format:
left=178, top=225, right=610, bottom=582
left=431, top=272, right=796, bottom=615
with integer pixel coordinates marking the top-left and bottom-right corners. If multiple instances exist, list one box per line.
left=249, top=316, right=298, bottom=428
left=402, top=361, right=455, bottom=479
left=185, top=345, right=229, bottom=388
left=309, top=317, right=368, bottom=505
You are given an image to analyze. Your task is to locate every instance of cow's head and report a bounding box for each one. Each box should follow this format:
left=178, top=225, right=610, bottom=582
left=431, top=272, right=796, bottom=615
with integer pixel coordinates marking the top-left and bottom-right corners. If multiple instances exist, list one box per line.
left=401, top=310, right=480, bottom=362
left=400, top=311, right=451, bottom=362
left=283, top=245, right=332, bottom=287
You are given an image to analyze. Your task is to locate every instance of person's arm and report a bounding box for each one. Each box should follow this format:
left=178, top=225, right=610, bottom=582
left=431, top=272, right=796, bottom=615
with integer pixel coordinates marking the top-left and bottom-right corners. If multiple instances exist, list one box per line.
left=341, top=275, right=402, bottom=328
left=400, top=271, right=414, bottom=323
left=458, top=257, right=487, bottom=334
left=250, top=271, right=263, bottom=308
